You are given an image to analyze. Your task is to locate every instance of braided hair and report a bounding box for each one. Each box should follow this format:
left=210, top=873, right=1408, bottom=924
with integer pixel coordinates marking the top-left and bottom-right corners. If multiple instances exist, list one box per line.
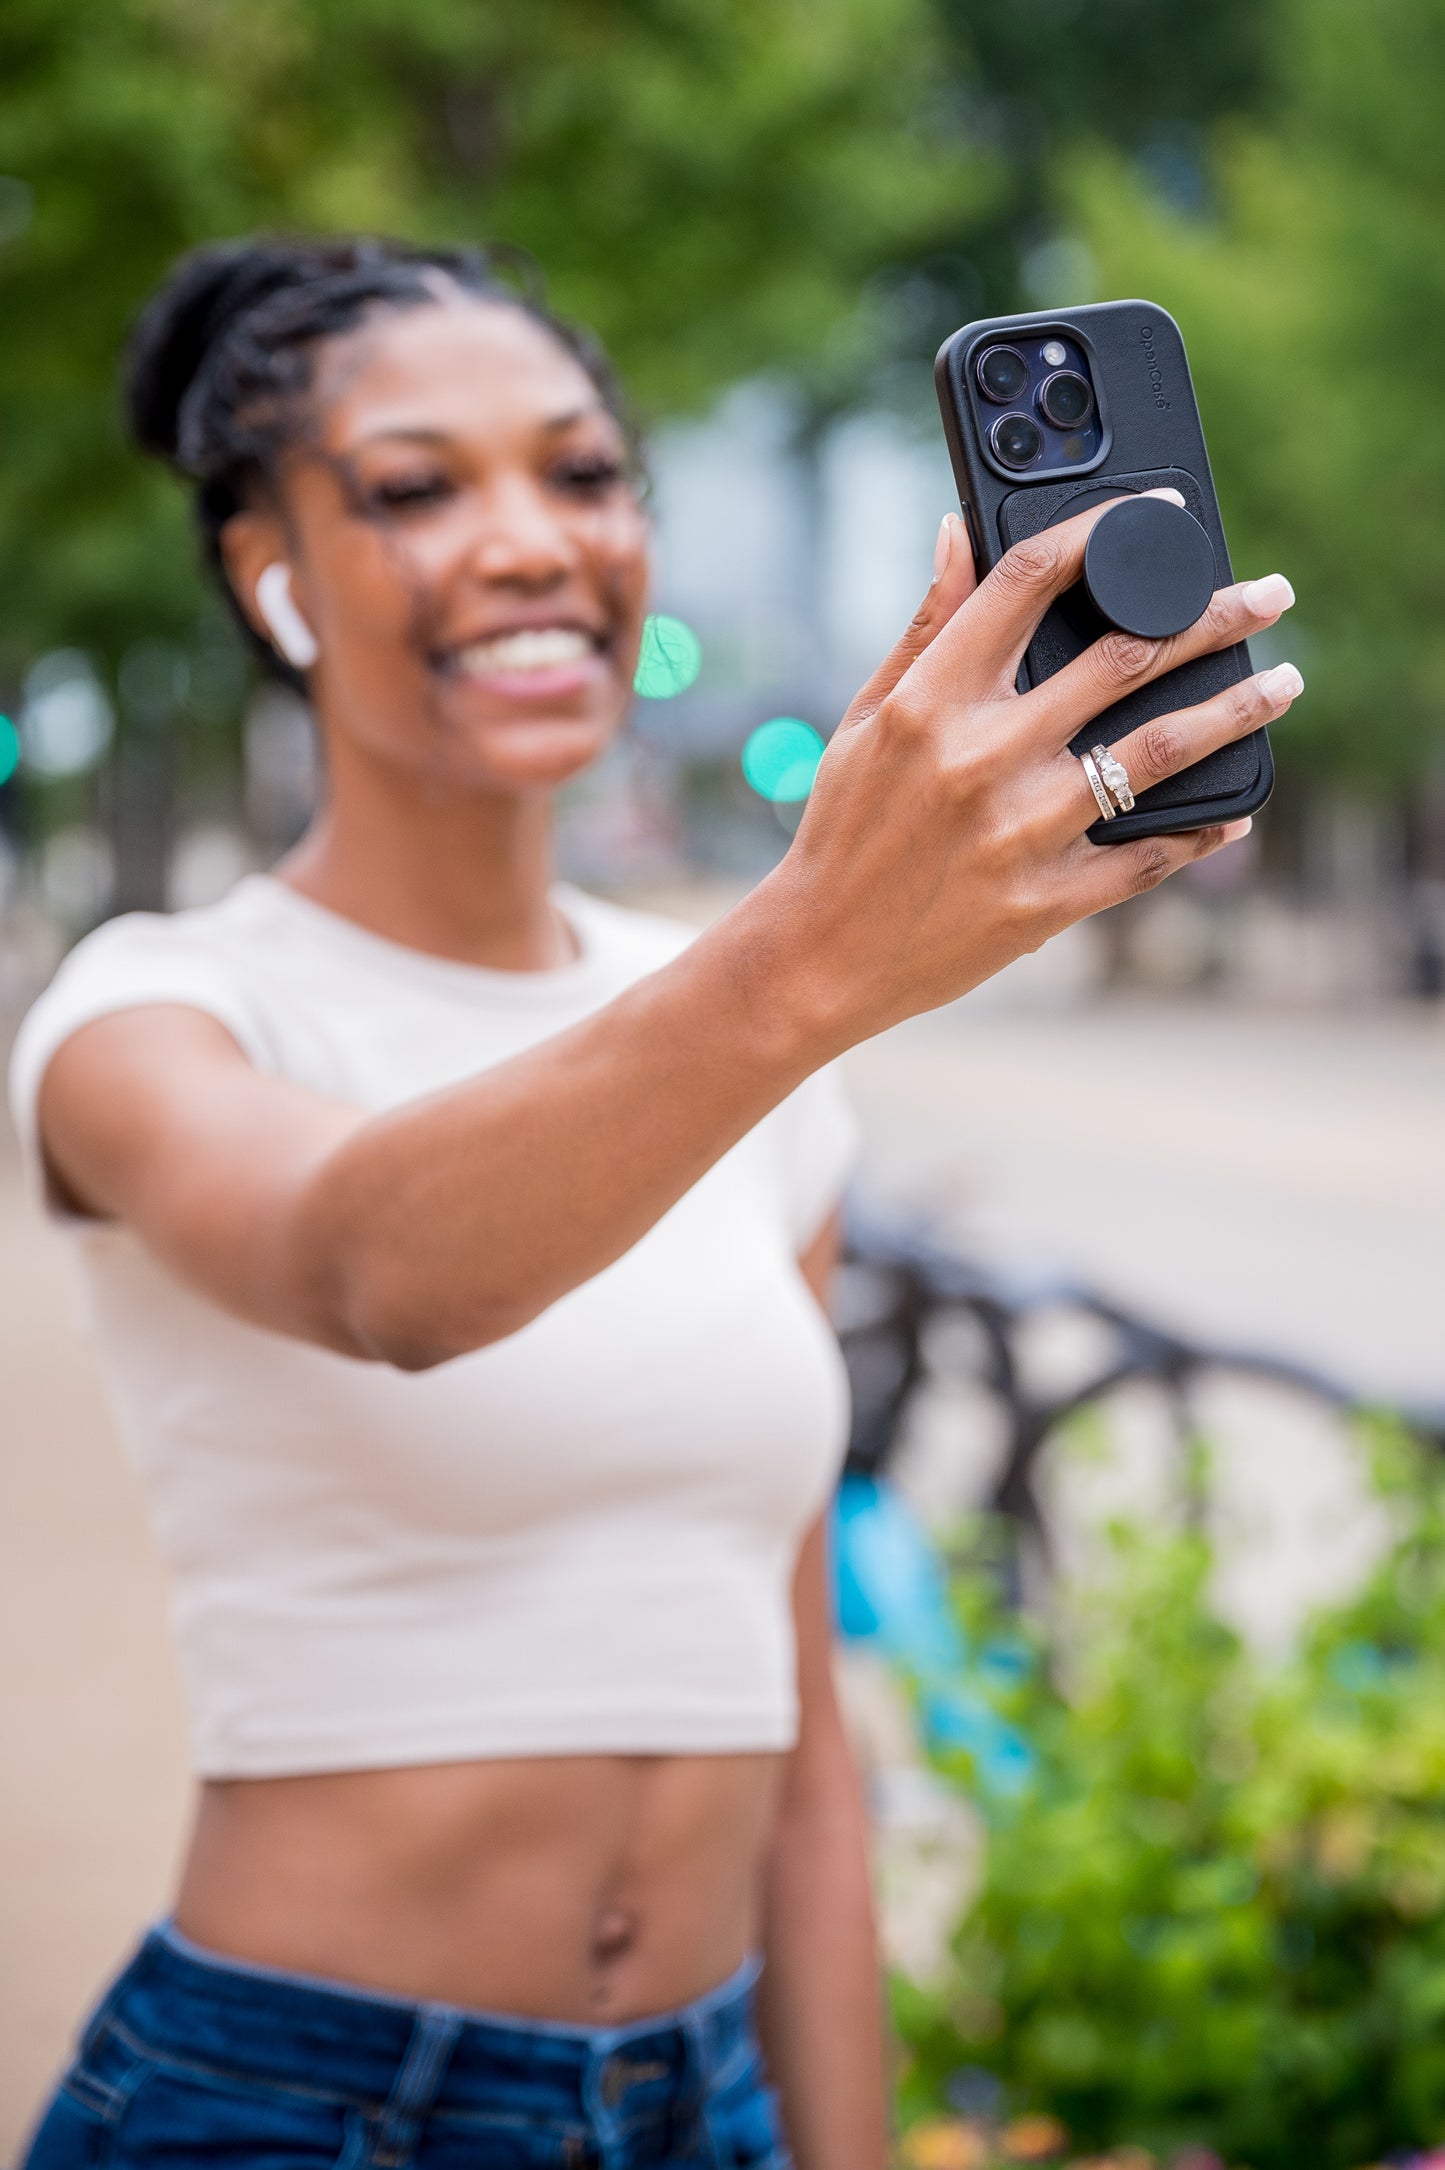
left=124, top=236, right=638, bottom=682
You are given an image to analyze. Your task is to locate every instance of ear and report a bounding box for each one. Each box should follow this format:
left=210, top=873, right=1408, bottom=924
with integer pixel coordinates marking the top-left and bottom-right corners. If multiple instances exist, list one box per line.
left=221, top=513, right=319, bottom=669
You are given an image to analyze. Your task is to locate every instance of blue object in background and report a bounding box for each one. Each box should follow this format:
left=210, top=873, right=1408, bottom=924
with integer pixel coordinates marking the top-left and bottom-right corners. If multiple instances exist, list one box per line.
left=832, top=1472, right=1035, bottom=1798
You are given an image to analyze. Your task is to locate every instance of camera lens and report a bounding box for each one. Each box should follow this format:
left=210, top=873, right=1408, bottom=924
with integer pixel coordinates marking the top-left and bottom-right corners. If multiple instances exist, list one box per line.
left=976, top=346, right=1029, bottom=403
left=1038, top=369, right=1095, bottom=430
left=991, top=412, right=1043, bottom=470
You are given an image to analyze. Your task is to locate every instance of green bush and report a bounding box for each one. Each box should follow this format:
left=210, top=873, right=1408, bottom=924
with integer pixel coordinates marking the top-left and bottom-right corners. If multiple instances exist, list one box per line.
left=895, top=1421, right=1445, bottom=2170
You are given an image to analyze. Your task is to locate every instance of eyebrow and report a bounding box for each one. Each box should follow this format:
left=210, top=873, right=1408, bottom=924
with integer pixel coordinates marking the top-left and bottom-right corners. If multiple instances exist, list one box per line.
left=351, top=405, right=608, bottom=449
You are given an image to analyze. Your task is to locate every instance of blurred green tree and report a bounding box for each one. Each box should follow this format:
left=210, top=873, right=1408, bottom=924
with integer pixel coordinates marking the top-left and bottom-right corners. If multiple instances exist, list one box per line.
left=1062, top=0, right=1445, bottom=784
left=846, top=0, right=1270, bottom=408
left=927, top=0, right=1269, bottom=314
left=0, top=0, right=981, bottom=680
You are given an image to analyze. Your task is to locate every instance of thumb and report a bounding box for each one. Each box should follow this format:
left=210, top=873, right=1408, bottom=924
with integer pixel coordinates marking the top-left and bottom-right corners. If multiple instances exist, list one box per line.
left=837, top=512, right=979, bottom=732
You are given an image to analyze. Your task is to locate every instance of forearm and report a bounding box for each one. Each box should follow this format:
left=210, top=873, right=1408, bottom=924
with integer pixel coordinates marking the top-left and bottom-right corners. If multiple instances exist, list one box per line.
left=757, top=1754, right=889, bottom=2170
left=292, top=882, right=839, bottom=1366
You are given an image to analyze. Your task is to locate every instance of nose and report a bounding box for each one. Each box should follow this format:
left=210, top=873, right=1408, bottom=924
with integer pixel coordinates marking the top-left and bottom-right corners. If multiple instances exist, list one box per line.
left=466, top=472, right=582, bottom=589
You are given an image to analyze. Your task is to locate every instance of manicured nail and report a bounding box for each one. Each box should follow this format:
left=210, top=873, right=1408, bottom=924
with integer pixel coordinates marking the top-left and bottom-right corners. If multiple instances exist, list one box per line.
left=1143, top=487, right=1187, bottom=507
left=1223, top=818, right=1253, bottom=842
left=1243, top=573, right=1295, bottom=615
left=1258, top=662, right=1304, bottom=704
left=932, top=515, right=954, bottom=583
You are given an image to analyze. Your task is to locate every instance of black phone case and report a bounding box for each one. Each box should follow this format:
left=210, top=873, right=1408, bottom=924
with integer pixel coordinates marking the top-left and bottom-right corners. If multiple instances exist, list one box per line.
left=934, top=299, right=1273, bottom=842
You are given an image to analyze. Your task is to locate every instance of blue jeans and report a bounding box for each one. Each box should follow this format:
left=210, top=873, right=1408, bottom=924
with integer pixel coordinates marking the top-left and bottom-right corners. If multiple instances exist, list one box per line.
left=22, top=1922, right=792, bottom=2169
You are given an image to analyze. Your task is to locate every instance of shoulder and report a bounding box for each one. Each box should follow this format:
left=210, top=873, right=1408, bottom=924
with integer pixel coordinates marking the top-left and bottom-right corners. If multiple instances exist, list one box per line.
left=13, top=882, right=272, bottom=1042
left=30, top=893, right=244, bottom=982
left=8, top=885, right=277, bottom=1172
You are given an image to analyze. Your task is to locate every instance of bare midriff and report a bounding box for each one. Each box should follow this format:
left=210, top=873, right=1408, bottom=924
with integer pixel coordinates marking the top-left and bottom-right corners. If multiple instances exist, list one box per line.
left=173, top=1751, right=783, bottom=2022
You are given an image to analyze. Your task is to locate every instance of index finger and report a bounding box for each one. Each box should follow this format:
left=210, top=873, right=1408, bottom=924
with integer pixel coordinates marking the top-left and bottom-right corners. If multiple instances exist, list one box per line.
left=903, top=486, right=1187, bottom=704
left=837, top=511, right=979, bottom=733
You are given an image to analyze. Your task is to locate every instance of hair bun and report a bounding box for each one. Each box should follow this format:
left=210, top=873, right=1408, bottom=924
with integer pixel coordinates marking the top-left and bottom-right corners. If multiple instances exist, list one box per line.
left=123, top=239, right=323, bottom=465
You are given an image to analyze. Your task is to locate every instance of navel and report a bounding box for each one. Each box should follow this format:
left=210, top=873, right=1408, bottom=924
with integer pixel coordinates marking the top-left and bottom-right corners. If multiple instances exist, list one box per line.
left=589, top=1905, right=638, bottom=1968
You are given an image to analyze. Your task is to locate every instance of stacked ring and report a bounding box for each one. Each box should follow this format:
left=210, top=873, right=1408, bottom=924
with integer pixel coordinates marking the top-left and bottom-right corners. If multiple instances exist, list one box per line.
left=1078, top=747, right=1114, bottom=821
left=1093, top=743, right=1136, bottom=814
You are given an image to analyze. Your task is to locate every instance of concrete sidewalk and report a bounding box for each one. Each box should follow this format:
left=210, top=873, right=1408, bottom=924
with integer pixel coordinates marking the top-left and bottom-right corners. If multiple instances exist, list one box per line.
left=844, top=993, right=1445, bottom=1408
left=0, top=1141, right=188, bottom=2157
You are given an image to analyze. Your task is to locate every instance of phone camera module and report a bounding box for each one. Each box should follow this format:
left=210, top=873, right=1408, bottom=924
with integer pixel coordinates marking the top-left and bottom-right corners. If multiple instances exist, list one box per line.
left=1038, top=370, right=1095, bottom=430
left=976, top=345, right=1029, bottom=404
left=990, top=411, right=1043, bottom=470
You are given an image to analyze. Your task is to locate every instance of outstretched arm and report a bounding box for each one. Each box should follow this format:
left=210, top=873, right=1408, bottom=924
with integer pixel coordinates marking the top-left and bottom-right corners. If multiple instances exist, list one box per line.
left=39, top=504, right=1295, bottom=1369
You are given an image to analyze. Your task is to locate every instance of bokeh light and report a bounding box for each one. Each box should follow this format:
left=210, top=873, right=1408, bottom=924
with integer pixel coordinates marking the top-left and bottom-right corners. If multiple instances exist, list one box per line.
left=0, top=714, right=18, bottom=787
left=741, top=717, right=824, bottom=803
left=633, top=613, right=702, bottom=698
left=19, top=650, right=115, bottom=777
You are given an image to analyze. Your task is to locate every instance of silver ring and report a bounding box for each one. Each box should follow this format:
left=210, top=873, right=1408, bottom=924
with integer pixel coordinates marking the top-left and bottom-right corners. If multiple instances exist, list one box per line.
left=1092, top=743, right=1136, bottom=814
left=1078, top=747, right=1115, bottom=821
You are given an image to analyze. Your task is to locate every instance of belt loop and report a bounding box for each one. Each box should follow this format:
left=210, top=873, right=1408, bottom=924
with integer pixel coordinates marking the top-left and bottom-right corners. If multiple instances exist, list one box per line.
left=371, top=2007, right=463, bottom=2169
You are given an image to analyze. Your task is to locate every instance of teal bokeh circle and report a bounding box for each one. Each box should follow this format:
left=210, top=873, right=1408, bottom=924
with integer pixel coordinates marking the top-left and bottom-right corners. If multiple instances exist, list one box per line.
left=741, top=717, right=824, bottom=803
left=0, top=715, right=17, bottom=788
left=634, top=614, right=703, bottom=699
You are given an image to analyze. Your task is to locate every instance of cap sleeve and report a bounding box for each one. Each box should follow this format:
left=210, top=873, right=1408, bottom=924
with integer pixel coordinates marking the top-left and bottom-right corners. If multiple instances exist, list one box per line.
left=7, top=911, right=273, bottom=1222
left=773, top=1061, right=861, bottom=1252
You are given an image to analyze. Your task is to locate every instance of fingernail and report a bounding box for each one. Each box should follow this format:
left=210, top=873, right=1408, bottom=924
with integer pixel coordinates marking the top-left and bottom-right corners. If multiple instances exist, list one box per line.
left=1258, top=662, right=1304, bottom=704
left=1143, top=487, right=1187, bottom=507
left=932, top=515, right=954, bottom=583
left=1243, top=573, right=1295, bottom=615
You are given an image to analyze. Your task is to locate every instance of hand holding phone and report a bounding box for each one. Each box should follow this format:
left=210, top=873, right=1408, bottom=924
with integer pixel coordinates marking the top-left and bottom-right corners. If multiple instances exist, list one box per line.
left=935, top=300, right=1285, bottom=841
left=771, top=489, right=1299, bottom=1040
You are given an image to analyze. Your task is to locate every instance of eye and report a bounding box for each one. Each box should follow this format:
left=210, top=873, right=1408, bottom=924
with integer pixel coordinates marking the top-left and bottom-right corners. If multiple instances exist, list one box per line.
left=366, top=472, right=454, bottom=512
left=551, top=454, right=627, bottom=497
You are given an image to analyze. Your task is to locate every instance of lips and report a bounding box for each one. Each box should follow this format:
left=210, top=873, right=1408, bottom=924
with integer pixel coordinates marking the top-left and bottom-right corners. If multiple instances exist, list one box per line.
left=446, top=625, right=603, bottom=680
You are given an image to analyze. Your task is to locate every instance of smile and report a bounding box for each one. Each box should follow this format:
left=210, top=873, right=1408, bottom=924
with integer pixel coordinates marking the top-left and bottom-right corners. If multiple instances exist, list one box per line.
left=448, top=626, right=603, bottom=680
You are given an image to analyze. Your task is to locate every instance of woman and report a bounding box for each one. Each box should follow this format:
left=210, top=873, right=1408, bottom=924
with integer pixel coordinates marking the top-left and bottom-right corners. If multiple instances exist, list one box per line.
left=12, top=238, right=1298, bottom=2170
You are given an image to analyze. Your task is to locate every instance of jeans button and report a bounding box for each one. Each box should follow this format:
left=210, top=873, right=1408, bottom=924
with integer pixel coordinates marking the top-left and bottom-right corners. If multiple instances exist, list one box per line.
left=601, top=2057, right=628, bottom=2108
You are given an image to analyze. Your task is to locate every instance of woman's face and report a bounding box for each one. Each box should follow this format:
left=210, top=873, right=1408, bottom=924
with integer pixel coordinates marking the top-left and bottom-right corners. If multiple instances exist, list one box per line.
left=229, top=296, right=651, bottom=797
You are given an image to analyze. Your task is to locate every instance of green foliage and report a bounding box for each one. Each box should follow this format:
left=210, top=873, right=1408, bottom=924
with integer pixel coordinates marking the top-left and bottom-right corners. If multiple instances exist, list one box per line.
left=1063, top=0, right=1445, bottom=784
left=924, top=0, right=1269, bottom=319
left=0, top=0, right=977, bottom=680
left=896, top=1419, right=1445, bottom=2169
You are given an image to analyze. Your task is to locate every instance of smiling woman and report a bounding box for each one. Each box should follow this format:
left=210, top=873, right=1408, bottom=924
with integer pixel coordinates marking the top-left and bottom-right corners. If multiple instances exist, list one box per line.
left=129, top=243, right=650, bottom=845
left=10, top=236, right=1299, bottom=2170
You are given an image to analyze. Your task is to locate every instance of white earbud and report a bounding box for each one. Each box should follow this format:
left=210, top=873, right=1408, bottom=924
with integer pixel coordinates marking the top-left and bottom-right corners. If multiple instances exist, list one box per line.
left=255, top=562, right=319, bottom=671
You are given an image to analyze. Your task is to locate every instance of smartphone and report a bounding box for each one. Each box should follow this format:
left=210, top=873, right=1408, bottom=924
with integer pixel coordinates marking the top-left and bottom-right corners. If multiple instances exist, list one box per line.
left=934, top=300, right=1273, bottom=842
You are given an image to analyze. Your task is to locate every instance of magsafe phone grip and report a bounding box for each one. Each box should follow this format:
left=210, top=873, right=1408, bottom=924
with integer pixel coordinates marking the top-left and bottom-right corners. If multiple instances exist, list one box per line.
left=935, top=300, right=1273, bottom=843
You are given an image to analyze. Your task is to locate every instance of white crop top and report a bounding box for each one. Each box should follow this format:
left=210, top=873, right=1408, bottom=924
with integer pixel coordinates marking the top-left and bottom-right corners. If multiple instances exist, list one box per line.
left=9, top=876, right=857, bottom=1778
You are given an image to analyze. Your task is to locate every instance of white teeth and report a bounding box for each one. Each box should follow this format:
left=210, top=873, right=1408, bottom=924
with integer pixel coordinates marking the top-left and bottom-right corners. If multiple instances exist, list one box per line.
left=454, top=627, right=595, bottom=674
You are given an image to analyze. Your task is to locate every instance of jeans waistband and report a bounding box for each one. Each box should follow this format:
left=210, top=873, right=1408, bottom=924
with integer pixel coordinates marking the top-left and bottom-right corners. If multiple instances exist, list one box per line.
left=98, top=1922, right=761, bottom=2136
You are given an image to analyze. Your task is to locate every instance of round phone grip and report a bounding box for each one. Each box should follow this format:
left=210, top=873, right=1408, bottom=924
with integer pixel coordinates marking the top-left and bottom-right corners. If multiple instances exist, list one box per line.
left=1082, top=493, right=1216, bottom=641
